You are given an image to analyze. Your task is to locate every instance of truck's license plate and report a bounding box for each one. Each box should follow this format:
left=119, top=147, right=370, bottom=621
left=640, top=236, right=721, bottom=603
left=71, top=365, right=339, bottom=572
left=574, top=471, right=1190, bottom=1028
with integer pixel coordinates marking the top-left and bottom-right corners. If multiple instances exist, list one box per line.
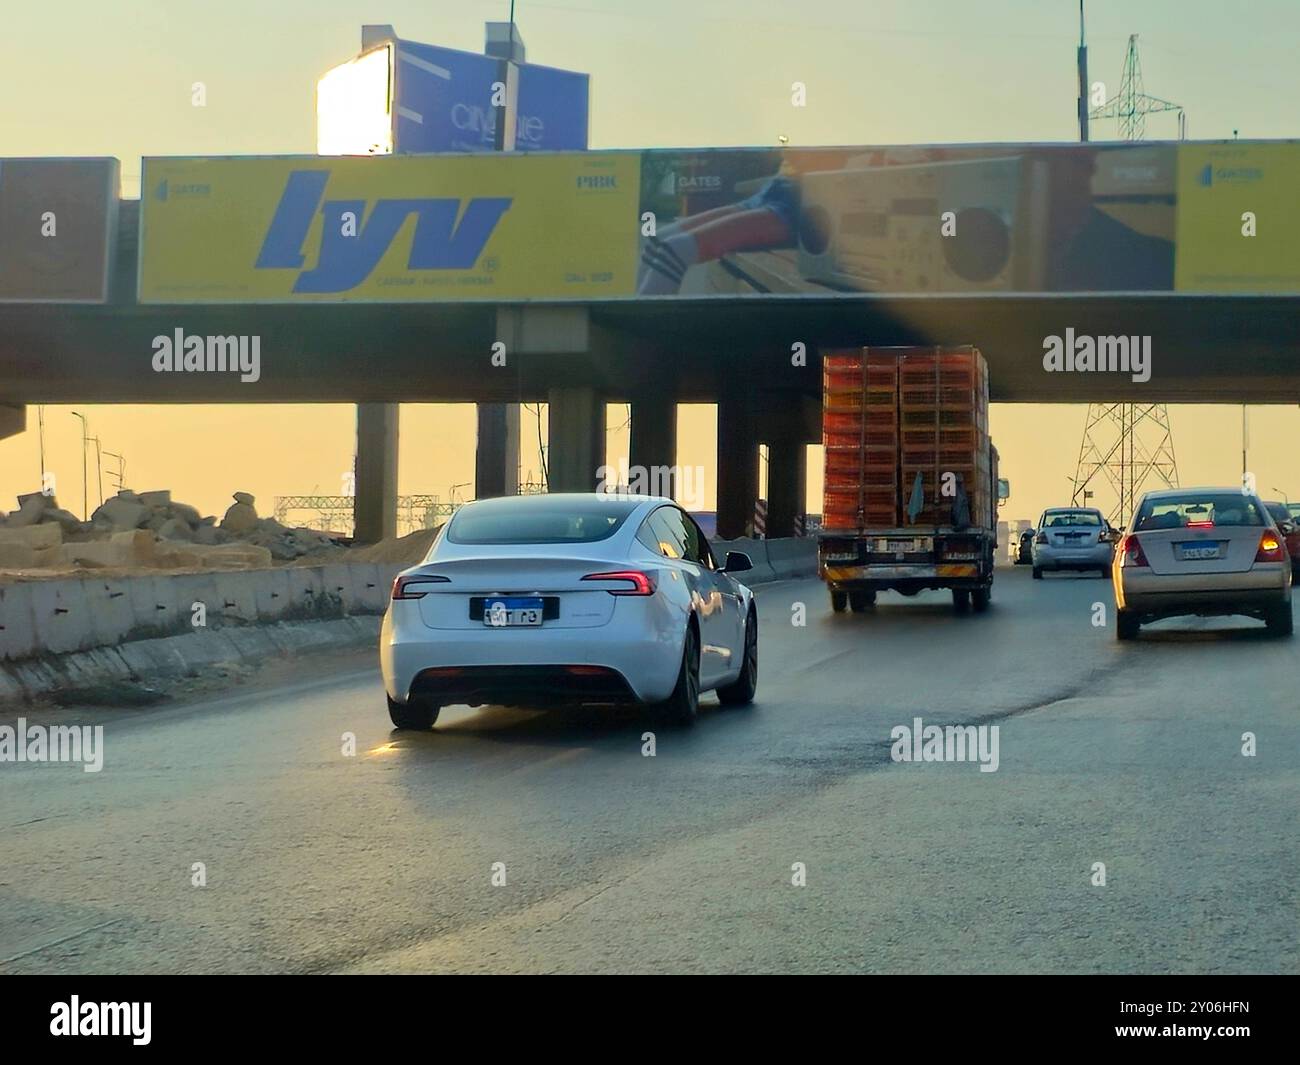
left=483, top=597, right=544, bottom=626
left=887, top=539, right=915, bottom=552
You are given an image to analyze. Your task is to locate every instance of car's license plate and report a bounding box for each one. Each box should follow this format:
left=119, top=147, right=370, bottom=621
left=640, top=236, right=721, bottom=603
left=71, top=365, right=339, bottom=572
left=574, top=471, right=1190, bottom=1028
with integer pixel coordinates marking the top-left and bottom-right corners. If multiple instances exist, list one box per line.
left=1178, top=544, right=1222, bottom=561
left=483, top=597, right=544, bottom=627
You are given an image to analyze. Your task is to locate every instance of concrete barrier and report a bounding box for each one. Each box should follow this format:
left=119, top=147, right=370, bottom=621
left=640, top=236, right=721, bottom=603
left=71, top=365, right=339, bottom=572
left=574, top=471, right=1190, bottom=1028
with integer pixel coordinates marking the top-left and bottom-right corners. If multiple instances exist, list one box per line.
left=764, top=537, right=819, bottom=580
left=0, top=562, right=404, bottom=666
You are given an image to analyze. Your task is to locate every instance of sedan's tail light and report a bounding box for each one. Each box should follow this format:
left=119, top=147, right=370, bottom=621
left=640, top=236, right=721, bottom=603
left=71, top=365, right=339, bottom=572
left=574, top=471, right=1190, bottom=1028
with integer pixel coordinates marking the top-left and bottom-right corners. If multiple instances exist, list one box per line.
left=581, top=570, right=656, bottom=595
left=1034, top=532, right=1048, bottom=544
left=391, top=574, right=450, bottom=599
left=1255, top=532, right=1287, bottom=563
left=1119, top=534, right=1149, bottom=567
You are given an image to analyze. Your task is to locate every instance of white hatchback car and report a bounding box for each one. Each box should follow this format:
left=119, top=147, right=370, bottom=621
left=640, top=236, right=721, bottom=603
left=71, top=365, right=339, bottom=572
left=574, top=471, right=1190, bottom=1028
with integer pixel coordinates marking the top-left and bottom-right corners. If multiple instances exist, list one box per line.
left=1113, top=487, right=1293, bottom=640
left=381, top=493, right=759, bottom=729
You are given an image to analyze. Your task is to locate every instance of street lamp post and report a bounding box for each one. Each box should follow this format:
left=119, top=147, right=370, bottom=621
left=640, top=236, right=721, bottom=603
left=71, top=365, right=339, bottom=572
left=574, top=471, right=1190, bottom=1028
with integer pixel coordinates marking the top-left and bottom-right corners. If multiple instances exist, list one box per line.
left=70, top=411, right=89, bottom=520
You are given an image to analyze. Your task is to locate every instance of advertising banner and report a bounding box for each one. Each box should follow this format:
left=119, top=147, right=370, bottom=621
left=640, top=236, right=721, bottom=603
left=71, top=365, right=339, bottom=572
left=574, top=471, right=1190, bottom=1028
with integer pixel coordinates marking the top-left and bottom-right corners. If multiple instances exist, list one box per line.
left=0, top=158, right=119, bottom=302
left=1175, top=142, right=1300, bottom=292
left=138, top=153, right=638, bottom=303
left=393, top=41, right=589, bottom=154
left=636, top=144, right=1176, bottom=296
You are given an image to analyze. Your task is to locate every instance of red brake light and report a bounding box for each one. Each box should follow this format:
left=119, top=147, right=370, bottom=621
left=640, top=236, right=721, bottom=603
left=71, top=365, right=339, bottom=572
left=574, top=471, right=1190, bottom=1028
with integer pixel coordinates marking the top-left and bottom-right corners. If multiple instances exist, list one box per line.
left=1119, top=534, right=1149, bottom=568
left=1256, top=532, right=1286, bottom=563
left=1187, top=520, right=1215, bottom=529
left=392, top=575, right=450, bottom=599
left=581, top=570, right=656, bottom=595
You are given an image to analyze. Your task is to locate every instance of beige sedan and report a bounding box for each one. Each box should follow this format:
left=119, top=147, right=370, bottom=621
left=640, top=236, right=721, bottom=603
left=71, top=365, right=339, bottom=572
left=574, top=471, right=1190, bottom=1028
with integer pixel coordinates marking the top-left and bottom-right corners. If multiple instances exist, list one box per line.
left=1113, top=488, right=1293, bottom=640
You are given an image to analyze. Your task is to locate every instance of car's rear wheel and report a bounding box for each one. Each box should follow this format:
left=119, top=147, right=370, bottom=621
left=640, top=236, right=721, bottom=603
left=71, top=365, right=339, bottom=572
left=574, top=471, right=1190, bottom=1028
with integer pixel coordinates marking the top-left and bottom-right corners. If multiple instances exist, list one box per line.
left=1032, top=566, right=1043, bottom=580
left=830, top=589, right=848, bottom=612
left=387, top=694, right=440, bottom=730
left=1264, top=602, right=1294, bottom=636
left=717, top=608, right=757, bottom=706
left=1115, top=610, right=1140, bottom=641
left=971, top=585, right=991, bottom=612
left=659, top=623, right=701, bottom=725
left=849, top=590, right=876, bottom=612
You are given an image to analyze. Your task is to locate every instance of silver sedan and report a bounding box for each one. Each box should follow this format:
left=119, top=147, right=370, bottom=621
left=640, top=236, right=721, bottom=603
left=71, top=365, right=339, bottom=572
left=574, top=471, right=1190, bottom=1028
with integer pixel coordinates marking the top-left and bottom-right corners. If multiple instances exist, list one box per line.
left=1113, top=487, right=1293, bottom=640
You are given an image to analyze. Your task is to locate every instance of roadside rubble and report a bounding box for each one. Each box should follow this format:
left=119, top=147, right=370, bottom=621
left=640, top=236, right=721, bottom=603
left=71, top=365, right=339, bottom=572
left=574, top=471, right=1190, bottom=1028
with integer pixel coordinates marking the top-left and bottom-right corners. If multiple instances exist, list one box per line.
left=0, top=489, right=346, bottom=574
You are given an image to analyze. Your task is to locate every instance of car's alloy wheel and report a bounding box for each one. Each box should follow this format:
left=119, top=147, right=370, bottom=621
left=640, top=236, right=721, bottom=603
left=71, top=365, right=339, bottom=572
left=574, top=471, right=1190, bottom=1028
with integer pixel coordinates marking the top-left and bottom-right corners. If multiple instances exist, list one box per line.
left=1264, top=603, right=1294, bottom=636
left=1115, top=611, right=1139, bottom=641
left=717, top=609, right=758, bottom=706
left=387, top=694, right=441, bottom=730
left=660, top=624, right=701, bottom=725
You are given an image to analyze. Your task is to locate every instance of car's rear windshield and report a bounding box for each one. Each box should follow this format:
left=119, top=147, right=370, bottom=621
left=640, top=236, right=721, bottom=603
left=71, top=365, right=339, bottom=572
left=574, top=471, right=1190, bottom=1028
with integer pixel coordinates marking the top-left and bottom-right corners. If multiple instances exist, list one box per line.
left=1042, top=510, right=1103, bottom=527
left=446, top=498, right=639, bottom=544
left=1134, top=493, right=1265, bottom=530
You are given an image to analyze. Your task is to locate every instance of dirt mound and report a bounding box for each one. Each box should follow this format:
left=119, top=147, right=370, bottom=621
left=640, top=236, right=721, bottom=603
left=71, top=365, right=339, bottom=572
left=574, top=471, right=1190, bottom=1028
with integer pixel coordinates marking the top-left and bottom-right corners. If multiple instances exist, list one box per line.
left=344, top=526, right=440, bottom=565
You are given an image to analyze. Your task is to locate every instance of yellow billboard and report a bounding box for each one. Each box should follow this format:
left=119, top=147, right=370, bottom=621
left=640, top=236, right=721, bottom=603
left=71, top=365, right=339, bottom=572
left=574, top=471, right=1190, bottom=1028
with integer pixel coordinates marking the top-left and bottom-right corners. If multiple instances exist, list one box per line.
left=1175, top=142, right=1300, bottom=292
left=138, top=153, right=639, bottom=302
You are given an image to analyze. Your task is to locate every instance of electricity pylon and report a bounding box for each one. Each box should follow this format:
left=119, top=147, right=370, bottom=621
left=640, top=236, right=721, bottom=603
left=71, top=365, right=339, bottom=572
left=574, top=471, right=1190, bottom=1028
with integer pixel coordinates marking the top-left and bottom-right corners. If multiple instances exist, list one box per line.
left=1070, top=28, right=1182, bottom=524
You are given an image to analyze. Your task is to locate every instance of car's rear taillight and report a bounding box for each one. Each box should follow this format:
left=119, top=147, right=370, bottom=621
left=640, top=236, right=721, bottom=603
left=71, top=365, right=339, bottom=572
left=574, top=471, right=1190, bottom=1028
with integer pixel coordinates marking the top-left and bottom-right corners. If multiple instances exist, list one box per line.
left=1119, top=535, right=1149, bottom=568
left=1255, top=532, right=1287, bottom=563
left=1034, top=532, right=1048, bottom=544
left=391, top=574, right=450, bottom=599
left=581, top=570, right=656, bottom=595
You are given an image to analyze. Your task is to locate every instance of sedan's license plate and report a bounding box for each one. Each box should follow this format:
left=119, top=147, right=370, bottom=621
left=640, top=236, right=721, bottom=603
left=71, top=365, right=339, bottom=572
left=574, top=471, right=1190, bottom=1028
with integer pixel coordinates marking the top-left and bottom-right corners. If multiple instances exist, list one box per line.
left=483, top=597, right=544, bottom=627
left=1178, top=544, right=1222, bottom=561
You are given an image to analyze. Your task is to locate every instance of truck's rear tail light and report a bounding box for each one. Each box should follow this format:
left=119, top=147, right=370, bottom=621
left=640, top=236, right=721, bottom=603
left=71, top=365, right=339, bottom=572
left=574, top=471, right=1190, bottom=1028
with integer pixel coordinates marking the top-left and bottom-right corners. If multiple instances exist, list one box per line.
left=392, top=575, right=451, bottom=599
left=1119, top=535, right=1149, bottom=568
left=1256, top=532, right=1287, bottom=563
left=581, top=570, right=656, bottom=595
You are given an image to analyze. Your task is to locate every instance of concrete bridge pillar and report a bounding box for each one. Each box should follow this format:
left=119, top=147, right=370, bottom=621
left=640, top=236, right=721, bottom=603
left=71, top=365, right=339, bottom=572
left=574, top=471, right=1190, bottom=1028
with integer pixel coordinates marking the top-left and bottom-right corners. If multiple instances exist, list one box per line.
left=475, top=403, right=520, bottom=498
left=0, top=404, right=25, bottom=442
left=628, top=391, right=677, bottom=499
left=354, top=402, right=399, bottom=544
left=547, top=386, right=604, bottom=493
left=716, top=390, right=760, bottom=539
left=764, top=436, right=808, bottom=538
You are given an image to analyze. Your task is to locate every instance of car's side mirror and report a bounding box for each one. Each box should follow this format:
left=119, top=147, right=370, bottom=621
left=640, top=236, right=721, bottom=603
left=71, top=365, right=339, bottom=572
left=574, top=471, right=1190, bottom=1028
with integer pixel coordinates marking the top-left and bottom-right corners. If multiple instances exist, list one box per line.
left=723, top=551, right=753, bottom=573
left=997, top=478, right=1010, bottom=502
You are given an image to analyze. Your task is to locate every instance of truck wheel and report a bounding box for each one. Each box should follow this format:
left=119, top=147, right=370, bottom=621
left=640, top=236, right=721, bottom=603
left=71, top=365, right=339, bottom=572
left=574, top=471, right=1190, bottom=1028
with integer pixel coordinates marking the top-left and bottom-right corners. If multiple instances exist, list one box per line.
left=1116, top=611, right=1140, bottom=641
left=830, top=589, right=848, bottom=613
left=1032, top=566, right=1043, bottom=580
left=951, top=589, right=970, bottom=610
left=849, top=590, right=876, bottom=612
left=971, top=586, right=991, bottom=612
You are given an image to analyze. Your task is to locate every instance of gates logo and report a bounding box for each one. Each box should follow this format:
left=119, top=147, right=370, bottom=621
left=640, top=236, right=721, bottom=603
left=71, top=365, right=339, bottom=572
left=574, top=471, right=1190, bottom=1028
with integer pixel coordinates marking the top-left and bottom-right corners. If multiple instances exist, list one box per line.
left=255, top=170, right=512, bottom=293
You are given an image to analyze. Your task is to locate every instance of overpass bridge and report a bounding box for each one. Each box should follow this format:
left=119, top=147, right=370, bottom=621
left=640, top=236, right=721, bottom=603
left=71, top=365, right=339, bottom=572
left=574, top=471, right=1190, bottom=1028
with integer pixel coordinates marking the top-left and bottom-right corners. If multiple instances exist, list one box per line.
left=3, top=142, right=1300, bottom=539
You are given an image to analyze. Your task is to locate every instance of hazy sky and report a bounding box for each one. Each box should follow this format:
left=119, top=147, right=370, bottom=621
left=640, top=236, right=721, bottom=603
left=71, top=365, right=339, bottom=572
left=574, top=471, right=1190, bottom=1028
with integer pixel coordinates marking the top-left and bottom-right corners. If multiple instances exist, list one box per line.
left=4, top=0, right=1300, bottom=527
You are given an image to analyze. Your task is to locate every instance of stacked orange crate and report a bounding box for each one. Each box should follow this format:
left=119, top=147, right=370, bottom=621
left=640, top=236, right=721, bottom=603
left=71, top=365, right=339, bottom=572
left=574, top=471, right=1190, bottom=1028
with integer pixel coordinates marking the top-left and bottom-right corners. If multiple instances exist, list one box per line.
left=821, top=349, right=899, bottom=530
left=899, top=347, right=988, bottom=526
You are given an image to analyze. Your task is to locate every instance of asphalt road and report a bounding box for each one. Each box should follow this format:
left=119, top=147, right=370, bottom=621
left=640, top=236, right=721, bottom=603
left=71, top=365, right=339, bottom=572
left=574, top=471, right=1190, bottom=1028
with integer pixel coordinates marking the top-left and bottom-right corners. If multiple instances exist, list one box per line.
left=2, top=567, right=1296, bottom=974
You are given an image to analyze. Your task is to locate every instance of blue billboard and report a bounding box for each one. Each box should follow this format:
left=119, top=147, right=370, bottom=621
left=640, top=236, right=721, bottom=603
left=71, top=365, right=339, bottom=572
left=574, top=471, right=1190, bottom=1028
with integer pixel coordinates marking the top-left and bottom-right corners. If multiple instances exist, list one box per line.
left=393, top=39, right=588, bottom=154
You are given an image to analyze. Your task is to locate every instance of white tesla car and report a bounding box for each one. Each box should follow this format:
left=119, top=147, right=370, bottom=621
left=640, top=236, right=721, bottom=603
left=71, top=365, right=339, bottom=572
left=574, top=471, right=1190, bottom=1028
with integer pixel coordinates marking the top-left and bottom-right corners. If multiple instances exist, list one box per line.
left=1113, top=487, right=1293, bottom=640
left=380, top=493, right=759, bottom=729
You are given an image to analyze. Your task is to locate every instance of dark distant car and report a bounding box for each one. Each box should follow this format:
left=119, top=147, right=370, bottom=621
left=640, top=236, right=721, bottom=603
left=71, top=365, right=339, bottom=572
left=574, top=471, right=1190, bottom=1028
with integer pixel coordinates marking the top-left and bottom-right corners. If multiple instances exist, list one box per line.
left=1015, top=529, right=1036, bottom=564
left=1263, top=502, right=1300, bottom=574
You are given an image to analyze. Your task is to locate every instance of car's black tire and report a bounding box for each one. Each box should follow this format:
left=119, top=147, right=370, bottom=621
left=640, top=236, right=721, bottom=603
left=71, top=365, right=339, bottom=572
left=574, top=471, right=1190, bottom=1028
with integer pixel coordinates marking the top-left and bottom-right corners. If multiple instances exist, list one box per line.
left=717, top=608, right=758, bottom=706
left=1032, top=566, right=1043, bottom=580
left=830, top=589, right=848, bottom=613
left=387, top=694, right=440, bottom=730
left=1115, top=611, right=1140, bottom=641
left=659, top=623, right=701, bottom=725
left=971, top=585, right=991, bottom=612
left=952, top=588, right=970, bottom=610
left=1264, top=602, right=1294, bottom=636
left=849, top=590, right=876, bottom=612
